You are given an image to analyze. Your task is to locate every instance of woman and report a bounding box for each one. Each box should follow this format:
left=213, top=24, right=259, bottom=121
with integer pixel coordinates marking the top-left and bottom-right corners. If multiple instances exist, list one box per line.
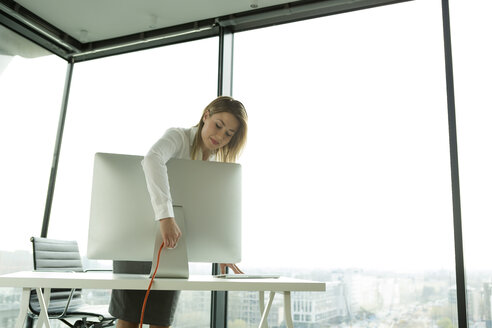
left=109, top=96, right=248, bottom=328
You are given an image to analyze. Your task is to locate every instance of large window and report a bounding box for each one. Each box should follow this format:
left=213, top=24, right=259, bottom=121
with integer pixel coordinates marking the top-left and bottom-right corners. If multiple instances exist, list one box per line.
left=47, top=37, right=218, bottom=326
left=0, top=26, right=66, bottom=326
left=4, top=0, right=490, bottom=327
left=450, top=0, right=492, bottom=326
left=230, top=0, right=458, bottom=327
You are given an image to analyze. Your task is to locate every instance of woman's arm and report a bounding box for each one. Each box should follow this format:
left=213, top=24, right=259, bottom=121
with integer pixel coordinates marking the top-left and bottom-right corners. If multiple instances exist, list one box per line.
left=142, top=128, right=187, bottom=248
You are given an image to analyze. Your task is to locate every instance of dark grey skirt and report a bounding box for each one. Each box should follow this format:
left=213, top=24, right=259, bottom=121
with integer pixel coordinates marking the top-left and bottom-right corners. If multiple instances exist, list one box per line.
left=109, top=261, right=180, bottom=326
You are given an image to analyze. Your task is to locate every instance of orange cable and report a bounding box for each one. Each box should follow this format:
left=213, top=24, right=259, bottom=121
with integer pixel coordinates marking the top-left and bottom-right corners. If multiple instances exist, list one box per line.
left=139, top=241, right=165, bottom=328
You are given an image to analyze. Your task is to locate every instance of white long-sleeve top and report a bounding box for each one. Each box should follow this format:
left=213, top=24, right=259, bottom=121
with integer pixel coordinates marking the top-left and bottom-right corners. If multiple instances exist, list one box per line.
left=141, top=126, right=215, bottom=221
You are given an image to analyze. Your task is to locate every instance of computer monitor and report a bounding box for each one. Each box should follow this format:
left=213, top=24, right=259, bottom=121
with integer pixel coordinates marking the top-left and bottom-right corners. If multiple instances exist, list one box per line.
left=87, top=152, right=242, bottom=266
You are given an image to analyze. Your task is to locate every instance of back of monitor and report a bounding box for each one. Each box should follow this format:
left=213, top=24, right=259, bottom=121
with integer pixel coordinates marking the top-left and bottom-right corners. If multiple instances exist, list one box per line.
left=87, top=152, right=242, bottom=263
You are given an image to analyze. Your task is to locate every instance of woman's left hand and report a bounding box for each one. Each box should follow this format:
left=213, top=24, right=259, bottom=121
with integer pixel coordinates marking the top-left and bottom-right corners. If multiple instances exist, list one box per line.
left=220, top=263, right=244, bottom=274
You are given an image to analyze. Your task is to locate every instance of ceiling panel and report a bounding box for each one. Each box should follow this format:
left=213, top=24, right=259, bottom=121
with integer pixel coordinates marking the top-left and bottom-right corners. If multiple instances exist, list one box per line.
left=1, top=0, right=412, bottom=61
left=14, top=0, right=296, bottom=42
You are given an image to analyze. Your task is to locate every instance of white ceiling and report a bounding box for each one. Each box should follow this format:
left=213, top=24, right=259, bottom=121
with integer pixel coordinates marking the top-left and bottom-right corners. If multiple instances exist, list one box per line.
left=15, top=0, right=298, bottom=43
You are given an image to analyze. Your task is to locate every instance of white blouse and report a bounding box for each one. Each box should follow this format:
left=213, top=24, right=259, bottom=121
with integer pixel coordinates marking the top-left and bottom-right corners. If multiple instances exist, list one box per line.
left=141, top=126, right=215, bottom=220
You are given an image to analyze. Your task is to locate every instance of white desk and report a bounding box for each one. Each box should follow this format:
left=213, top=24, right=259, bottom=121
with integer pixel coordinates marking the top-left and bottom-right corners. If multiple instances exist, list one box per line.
left=0, top=271, right=326, bottom=328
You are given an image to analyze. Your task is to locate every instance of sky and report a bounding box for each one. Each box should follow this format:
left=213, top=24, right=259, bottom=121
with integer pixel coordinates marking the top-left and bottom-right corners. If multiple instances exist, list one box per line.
left=1, top=0, right=491, bottom=273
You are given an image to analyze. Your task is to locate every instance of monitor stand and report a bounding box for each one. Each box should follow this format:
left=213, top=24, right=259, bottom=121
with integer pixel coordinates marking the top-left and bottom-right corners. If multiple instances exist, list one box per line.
left=149, top=206, right=189, bottom=278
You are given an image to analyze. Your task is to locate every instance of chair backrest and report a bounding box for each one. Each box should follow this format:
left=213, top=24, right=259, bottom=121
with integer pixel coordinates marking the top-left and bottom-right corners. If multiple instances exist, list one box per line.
left=29, top=237, right=84, bottom=314
left=31, top=237, right=84, bottom=272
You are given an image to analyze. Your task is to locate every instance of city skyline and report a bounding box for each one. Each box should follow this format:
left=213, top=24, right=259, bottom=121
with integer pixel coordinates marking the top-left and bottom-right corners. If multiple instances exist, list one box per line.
left=2, top=250, right=487, bottom=328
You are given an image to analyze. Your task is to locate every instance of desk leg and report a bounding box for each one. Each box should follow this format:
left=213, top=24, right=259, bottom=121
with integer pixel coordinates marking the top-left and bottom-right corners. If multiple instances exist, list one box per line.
left=283, top=292, right=294, bottom=328
left=35, top=288, right=52, bottom=328
left=258, top=291, right=275, bottom=328
left=258, top=292, right=268, bottom=328
left=15, top=288, right=31, bottom=328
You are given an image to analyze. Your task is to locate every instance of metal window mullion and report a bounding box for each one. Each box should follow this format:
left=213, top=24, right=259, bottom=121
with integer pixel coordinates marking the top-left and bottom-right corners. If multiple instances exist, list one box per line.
left=40, top=58, right=74, bottom=237
left=441, top=0, right=467, bottom=327
left=211, top=25, right=234, bottom=328
left=217, top=26, right=234, bottom=97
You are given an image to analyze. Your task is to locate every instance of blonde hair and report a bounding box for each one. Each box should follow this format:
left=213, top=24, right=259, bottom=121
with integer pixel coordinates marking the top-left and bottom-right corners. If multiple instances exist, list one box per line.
left=191, top=96, right=248, bottom=163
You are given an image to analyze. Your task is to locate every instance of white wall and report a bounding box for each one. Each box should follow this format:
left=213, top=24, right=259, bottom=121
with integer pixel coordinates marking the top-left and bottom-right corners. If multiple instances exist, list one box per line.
left=0, top=54, right=13, bottom=76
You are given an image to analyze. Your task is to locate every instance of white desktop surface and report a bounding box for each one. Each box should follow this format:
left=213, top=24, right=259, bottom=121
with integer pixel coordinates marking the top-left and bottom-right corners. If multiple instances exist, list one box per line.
left=0, top=270, right=325, bottom=291
left=0, top=271, right=326, bottom=328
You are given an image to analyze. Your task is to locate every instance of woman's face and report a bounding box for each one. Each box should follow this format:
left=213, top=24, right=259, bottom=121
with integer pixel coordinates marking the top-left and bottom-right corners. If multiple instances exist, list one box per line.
left=201, top=110, right=240, bottom=152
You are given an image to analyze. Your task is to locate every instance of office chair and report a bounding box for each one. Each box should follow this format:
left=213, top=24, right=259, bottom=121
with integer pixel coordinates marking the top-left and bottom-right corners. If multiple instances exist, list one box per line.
left=29, top=237, right=116, bottom=328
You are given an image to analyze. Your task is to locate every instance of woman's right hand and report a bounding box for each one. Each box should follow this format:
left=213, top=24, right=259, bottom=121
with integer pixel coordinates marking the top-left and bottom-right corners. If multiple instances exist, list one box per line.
left=159, top=217, right=182, bottom=249
left=220, top=263, right=244, bottom=274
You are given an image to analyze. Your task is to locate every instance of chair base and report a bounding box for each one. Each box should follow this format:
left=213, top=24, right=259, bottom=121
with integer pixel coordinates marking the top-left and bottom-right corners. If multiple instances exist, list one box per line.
left=61, top=317, right=116, bottom=328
